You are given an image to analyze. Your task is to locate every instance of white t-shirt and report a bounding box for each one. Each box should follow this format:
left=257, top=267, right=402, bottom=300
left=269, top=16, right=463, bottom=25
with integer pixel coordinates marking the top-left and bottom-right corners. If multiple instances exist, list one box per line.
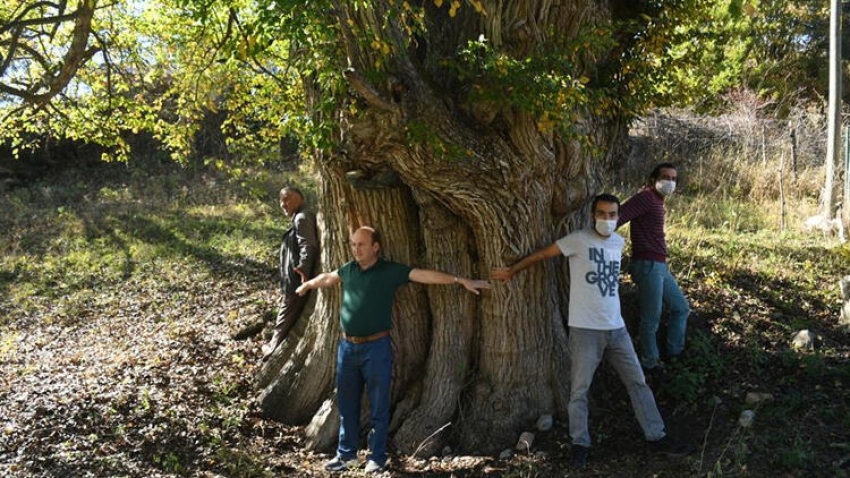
left=555, top=227, right=625, bottom=330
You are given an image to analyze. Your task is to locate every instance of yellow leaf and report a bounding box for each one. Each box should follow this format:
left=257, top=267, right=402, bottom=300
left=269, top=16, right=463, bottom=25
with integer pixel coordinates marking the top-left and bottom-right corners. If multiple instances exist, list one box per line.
left=449, top=0, right=460, bottom=17
left=382, top=42, right=391, bottom=54
left=435, top=0, right=443, bottom=7
left=469, top=0, right=485, bottom=14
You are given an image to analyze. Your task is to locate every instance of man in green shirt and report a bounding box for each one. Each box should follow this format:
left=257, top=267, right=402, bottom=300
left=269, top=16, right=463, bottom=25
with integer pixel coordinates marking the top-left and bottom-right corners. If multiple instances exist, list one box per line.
left=296, top=226, right=490, bottom=474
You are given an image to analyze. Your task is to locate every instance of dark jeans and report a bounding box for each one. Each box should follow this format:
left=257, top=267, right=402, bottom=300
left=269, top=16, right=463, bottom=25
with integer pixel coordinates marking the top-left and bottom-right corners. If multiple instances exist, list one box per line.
left=335, top=335, right=392, bottom=466
left=628, top=260, right=690, bottom=368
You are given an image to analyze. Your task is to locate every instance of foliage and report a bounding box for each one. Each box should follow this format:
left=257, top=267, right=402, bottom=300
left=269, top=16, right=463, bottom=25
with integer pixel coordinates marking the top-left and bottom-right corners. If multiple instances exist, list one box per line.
left=0, top=1, right=98, bottom=105
left=0, top=0, right=714, bottom=165
left=650, top=0, right=834, bottom=113
left=0, top=0, right=316, bottom=163
left=455, top=27, right=614, bottom=133
left=1, top=0, right=843, bottom=167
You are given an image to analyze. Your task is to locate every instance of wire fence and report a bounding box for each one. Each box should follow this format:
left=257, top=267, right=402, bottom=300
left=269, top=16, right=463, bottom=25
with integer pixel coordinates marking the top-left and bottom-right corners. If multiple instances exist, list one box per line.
left=617, top=104, right=835, bottom=201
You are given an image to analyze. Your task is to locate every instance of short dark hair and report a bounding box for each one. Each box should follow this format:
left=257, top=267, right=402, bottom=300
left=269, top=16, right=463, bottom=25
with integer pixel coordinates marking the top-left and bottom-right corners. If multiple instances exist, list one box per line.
left=368, top=228, right=383, bottom=249
left=281, top=187, right=305, bottom=199
left=592, top=193, right=620, bottom=213
left=649, top=163, right=677, bottom=181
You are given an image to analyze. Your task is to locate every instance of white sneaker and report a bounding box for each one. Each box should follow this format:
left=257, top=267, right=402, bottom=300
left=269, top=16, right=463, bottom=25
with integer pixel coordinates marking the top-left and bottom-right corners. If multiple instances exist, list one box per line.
left=324, top=456, right=358, bottom=472
left=364, top=460, right=385, bottom=474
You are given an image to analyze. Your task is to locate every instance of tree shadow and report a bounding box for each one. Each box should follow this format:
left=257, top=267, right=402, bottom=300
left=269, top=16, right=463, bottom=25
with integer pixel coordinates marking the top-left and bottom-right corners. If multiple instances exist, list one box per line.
left=112, top=212, right=277, bottom=286
left=0, top=163, right=282, bottom=303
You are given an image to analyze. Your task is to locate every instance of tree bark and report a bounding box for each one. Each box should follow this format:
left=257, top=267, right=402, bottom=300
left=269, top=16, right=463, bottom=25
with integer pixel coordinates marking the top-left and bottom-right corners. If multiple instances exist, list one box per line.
left=257, top=0, right=630, bottom=454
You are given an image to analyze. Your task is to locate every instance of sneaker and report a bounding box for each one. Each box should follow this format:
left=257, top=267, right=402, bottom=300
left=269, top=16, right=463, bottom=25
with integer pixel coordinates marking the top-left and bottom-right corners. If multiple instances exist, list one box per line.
left=649, top=435, right=695, bottom=455
left=364, top=460, right=386, bottom=474
left=324, top=456, right=359, bottom=471
left=570, top=444, right=589, bottom=469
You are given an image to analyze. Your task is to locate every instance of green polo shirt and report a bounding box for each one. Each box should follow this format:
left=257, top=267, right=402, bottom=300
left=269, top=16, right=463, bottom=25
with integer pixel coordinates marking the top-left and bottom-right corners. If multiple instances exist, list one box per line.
left=337, top=258, right=412, bottom=336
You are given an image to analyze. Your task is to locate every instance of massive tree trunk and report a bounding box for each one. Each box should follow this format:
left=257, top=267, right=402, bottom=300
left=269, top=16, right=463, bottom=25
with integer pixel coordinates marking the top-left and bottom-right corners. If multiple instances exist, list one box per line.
left=257, top=0, right=630, bottom=454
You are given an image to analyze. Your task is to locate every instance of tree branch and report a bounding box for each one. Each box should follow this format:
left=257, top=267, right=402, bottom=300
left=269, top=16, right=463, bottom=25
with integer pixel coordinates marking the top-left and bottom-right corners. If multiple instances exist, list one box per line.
left=33, top=0, right=98, bottom=105
left=343, top=68, right=399, bottom=115
left=2, top=11, right=81, bottom=36
left=329, top=0, right=360, bottom=68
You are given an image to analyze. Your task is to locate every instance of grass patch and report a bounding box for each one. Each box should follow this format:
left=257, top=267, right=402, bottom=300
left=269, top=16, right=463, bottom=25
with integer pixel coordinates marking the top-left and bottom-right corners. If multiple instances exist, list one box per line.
left=0, top=162, right=311, bottom=476
left=643, top=190, right=850, bottom=476
left=0, top=163, right=292, bottom=315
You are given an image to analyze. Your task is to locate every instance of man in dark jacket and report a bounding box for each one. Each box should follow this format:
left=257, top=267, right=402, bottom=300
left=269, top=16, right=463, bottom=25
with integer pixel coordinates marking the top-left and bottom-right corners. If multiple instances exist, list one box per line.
left=262, top=187, right=319, bottom=359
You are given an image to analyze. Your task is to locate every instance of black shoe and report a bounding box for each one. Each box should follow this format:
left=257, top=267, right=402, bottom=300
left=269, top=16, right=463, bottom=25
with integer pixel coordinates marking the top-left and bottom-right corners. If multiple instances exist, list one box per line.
left=570, top=445, right=589, bottom=469
left=666, top=349, right=689, bottom=365
left=649, top=436, right=695, bottom=455
left=643, top=363, right=666, bottom=383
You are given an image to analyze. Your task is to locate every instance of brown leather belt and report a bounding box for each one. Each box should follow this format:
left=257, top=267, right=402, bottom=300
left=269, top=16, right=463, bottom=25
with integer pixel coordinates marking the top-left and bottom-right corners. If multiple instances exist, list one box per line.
left=342, top=330, right=391, bottom=344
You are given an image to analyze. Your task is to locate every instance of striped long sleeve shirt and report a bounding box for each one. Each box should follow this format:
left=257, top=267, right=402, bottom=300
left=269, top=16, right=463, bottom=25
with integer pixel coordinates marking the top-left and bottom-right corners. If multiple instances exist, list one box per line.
left=617, top=187, right=667, bottom=262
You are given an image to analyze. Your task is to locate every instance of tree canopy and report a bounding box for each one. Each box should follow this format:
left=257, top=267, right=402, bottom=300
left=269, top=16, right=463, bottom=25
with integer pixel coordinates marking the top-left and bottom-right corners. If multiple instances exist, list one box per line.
left=655, top=0, right=837, bottom=113
left=6, top=0, right=840, bottom=163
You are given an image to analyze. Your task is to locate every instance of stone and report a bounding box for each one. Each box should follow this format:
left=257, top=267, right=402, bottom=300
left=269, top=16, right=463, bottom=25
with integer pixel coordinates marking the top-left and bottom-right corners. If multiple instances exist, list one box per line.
left=536, top=414, right=553, bottom=432
left=738, top=410, right=755, bottom=428
left=840, top=276, right=850, bottom=331
left=841, top=276, right=850, bottom=301
left=745, top=392, right=774, bottom=405
left=515, top=431, right=535, bottom=452
left=499, top=448, right=513, bottom=460
left=791, top=330, right=815, bottom=350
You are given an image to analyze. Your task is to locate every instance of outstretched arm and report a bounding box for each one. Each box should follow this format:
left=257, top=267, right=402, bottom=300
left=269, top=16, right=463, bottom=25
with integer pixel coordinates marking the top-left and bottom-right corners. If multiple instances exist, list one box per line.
left=491, top=243, right=561, bottom=282
left=295, top=270, right=341, bottom=296
left=408, top=269, right=492, bottom=295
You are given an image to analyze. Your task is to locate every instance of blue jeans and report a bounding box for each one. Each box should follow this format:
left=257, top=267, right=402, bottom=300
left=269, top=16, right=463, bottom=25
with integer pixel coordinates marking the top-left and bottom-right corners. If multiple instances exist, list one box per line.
left=335, top=335, right=392, bottom=466
left=568, top=327, right=666, bottom=447
left=628, top=260, right=690, bottom=369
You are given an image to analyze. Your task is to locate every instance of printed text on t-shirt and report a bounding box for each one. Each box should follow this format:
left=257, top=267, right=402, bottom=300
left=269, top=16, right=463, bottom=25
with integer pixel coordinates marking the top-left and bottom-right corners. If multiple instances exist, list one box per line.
left=585, top=247, right=620, bottom=297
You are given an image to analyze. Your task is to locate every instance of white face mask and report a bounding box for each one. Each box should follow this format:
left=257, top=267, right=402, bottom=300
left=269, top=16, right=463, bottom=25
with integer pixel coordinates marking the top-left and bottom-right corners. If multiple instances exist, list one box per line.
left=594, top=219, right=617, bottom=237
left=655, top=179, right=676, bottom=196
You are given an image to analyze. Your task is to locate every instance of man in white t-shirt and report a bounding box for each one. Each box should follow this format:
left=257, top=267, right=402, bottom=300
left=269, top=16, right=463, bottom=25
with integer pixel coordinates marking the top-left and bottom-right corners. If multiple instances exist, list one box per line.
left=491, top=194, right=693, bottom=469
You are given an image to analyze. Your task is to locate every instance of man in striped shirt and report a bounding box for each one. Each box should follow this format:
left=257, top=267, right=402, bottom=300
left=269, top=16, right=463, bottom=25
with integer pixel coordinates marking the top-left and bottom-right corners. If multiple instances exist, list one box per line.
left=618, top=163, right=691, bottom=373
